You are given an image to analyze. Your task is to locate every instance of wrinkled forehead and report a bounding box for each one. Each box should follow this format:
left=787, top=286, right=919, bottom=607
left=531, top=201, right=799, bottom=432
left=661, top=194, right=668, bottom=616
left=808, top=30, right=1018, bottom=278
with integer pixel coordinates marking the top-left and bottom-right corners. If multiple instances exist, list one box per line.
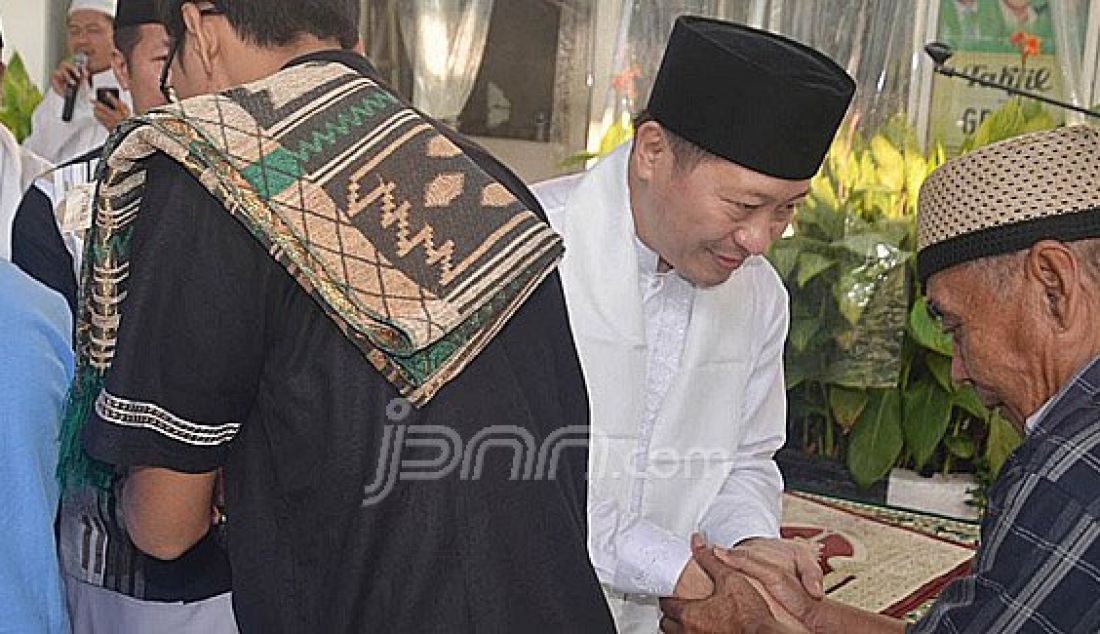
left=925, top=265, right=980, bottom=318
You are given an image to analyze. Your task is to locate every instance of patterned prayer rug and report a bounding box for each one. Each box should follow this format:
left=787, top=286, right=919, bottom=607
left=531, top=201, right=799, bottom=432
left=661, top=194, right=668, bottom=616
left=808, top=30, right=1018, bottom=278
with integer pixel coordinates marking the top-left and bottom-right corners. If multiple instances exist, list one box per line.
left=781, top=491, right=979, bottom=621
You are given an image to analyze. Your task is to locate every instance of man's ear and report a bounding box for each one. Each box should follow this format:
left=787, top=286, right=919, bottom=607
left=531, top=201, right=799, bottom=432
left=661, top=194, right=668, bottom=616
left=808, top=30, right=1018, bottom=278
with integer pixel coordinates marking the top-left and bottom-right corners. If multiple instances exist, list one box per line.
left=1027, top=240, right=1079, bottom=331
left=111, top=49, right=130, bottom=91
left=631, top=121, right=670, bottom=183
left=180, top=2, right=220, bottom=77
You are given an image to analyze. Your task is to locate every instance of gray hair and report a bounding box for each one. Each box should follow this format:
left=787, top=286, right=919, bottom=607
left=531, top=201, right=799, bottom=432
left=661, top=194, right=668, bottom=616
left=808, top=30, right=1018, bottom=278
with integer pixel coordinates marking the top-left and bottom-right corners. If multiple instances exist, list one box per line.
left=962, top=238, right=1100, bottom=296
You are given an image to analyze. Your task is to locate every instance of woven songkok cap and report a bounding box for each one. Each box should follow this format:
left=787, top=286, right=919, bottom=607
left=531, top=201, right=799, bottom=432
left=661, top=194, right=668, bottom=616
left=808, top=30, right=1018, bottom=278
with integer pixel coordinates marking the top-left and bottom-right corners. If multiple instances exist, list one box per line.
left=917, top=125, right=1100, bottom=285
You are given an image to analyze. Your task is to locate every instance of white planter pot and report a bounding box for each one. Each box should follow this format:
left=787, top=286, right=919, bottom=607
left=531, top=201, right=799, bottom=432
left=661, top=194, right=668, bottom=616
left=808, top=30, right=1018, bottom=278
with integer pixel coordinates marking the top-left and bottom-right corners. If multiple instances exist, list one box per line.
left=886, top=468, right=979, bottom=521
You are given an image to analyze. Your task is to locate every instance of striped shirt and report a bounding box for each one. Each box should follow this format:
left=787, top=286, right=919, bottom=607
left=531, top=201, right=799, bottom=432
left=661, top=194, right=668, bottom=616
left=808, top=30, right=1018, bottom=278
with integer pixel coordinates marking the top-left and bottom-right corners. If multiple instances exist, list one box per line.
left=911, top=355, right=1100, bottom=633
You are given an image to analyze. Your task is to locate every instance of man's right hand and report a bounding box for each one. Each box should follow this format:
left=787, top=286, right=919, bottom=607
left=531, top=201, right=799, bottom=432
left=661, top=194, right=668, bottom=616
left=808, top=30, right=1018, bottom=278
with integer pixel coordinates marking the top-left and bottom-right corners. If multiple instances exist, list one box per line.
left=50, top=60, right=87, bottom=97
left=92, top=91, right=130, bottom=131
left=660, top=536, right=808, bottom=634
left=674, top=551, right=715, bottom=600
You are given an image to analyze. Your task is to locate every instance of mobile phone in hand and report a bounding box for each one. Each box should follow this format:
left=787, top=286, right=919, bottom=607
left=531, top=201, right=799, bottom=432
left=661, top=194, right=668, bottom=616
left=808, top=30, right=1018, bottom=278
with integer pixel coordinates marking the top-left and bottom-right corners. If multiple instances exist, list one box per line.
left=96, top=87, right=120, bottom=107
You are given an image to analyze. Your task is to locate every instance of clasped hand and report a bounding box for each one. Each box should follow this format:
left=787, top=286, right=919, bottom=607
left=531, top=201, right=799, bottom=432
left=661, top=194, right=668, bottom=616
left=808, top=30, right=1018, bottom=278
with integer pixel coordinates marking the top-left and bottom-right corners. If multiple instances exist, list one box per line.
left=661, top=534, right=825, bottom=633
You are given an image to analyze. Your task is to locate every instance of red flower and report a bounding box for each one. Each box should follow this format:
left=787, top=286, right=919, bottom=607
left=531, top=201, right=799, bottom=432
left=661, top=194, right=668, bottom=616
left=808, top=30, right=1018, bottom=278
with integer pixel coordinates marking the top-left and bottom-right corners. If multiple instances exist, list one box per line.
left=1010, top=31, right=1041, bottom=60
left=1023, top=35, right=1040, bottom=58
left=611, top=65, right=641, bottom=101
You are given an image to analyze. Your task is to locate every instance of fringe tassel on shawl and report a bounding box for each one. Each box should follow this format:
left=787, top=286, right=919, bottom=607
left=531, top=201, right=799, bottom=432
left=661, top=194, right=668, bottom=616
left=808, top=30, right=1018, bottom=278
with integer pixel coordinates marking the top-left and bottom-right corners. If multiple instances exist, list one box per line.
left=57, top=369, right=116, bottom=492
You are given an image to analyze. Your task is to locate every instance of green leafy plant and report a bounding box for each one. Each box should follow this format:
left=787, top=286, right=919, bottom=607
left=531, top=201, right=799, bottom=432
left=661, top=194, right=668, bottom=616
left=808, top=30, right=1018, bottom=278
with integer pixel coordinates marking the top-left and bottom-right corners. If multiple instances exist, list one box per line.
left=959, top=97, right=1054, bottom=154
left=772, top=104, right=1046, bottom=503
left=560, top=111, right=634, bottom=170
left=0, top=53, right=44, bottom=143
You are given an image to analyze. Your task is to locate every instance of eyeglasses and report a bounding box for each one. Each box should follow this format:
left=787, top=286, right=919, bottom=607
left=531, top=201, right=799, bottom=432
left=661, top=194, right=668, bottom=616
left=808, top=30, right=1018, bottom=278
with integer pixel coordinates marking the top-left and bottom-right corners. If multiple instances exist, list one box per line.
left=158, top=4, right=224, bottom=103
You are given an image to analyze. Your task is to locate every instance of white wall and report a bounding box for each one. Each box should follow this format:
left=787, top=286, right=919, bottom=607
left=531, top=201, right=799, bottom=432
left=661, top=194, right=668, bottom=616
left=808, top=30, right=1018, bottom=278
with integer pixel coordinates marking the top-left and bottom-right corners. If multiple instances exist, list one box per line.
left=470, top=135, right=564, bottom=185
left=1, top=0, right=56, bottom=91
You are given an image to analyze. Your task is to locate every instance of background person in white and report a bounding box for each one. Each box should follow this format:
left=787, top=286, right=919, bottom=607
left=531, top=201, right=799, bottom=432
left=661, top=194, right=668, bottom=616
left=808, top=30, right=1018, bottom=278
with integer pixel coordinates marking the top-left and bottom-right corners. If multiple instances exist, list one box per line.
left=0, top=16, right=52, bottom=262
left=22, top=0, right=131, bottom=165
left=532, top=17, right=855, bottom=632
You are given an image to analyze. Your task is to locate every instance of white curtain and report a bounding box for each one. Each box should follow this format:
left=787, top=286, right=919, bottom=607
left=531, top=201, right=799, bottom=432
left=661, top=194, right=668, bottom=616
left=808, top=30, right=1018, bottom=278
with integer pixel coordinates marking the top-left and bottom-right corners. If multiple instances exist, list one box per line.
left=398, top=0, right=495, bottom=124
left=600, top=0, right=922, bottom=136
left=591, top=0, right=760, bottom=148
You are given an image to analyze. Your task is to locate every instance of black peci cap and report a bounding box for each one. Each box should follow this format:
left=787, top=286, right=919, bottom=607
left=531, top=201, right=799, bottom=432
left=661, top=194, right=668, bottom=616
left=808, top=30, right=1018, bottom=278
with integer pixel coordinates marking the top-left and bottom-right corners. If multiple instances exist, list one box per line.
left=646, top=16, right=856, bottom=180
left=114, top=0, right=161, bottom=29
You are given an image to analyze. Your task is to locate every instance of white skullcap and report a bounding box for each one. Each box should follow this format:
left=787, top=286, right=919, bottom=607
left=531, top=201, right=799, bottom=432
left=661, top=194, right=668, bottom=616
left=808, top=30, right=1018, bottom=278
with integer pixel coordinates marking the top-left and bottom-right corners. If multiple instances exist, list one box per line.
left=69, top=0, right=118, bottom=18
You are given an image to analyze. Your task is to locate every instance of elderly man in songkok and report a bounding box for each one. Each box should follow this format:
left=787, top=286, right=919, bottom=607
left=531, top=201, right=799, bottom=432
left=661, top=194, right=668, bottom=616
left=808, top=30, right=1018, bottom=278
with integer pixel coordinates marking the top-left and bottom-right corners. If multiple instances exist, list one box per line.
left=659, top=125, right=1100, bottom=634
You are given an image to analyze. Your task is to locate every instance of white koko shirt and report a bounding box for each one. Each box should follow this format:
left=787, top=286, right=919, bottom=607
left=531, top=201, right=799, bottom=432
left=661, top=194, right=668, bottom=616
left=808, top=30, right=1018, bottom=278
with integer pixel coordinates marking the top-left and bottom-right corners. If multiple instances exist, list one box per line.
left=534, top=145, right=787, bottom=630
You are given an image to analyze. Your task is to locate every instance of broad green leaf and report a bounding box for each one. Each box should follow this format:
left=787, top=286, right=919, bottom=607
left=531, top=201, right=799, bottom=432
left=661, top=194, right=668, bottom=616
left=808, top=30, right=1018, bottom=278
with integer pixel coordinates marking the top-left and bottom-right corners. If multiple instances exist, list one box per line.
left=834, top=254, right=905, bottom=328
left=826, top=265, right=907, bottom=389
left=871, top=135, right=905, bottom=191
left=925, top=352, right=953, bottom=390
left=835, top=266, right=874, bottom=326
left=979, top=99, right=1024, bottom=147
left=784, top=357, right=808, bottom=390
left=1021, top=97, right=1043, bottom=119
left=796, top=252, right=836, bottom=288
left=1021, top=110, right=1055, bottom=134
left=984, top=412, right=1023, bottom=477
left=847, top=388, right=904, bottom=488
left=902, top=380, right=952, bottom=469
left=952, top=386, right=989, bottom=420
left=930, top=142, right=946, bottom=169
left=829, top=385, right=868, bottom=431
left=944, top=434, right=975, bottom=459
left=832, top=234, right=907, bottom=265
left=903, top=152, right=929, bottom=215
left=796, top=204, right=846, bottom=241
left=597, top=120, right=633, bottom=156
left=841, top=210, right=874, bottom=237
left=871, top=218, right=911, bottom=249
left=908, top=296, right=953, bottom=356
left=809, top=173, right=838, bottom=211
left=789, top=317, right=821, bottom=353
left=766, top=239, right=800, bottom=281
left=0, top=53, right=43, bottom=142
left=559, top=151, right=599, bottom=170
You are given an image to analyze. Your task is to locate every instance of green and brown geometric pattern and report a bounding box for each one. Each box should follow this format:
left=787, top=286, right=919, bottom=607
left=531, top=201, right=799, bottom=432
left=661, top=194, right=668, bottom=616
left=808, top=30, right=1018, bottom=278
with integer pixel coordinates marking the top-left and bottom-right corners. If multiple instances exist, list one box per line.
left=98, top=60, right=563, bottom=406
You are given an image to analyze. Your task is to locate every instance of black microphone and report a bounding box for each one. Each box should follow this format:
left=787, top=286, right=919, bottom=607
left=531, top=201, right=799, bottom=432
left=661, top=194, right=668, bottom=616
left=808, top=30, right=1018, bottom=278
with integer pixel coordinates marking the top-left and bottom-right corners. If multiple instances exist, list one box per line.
left=62, top=53, right=88, bottom=123
left=924, top=41, right=1100, bottom=119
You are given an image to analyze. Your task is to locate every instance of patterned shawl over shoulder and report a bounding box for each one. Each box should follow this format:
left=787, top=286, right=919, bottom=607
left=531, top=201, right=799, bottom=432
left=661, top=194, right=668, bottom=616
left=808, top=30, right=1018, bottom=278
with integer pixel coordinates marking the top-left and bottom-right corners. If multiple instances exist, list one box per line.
left=59, top=60, right=563, bottom=490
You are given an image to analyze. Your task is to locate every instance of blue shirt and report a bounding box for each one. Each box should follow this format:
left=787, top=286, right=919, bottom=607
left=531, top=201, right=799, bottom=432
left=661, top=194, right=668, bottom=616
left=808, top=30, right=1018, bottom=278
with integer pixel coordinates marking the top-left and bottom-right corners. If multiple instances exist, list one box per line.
left=911, top=355, right=1100, bottom=633
left=0, top=260, right=73, bottom=633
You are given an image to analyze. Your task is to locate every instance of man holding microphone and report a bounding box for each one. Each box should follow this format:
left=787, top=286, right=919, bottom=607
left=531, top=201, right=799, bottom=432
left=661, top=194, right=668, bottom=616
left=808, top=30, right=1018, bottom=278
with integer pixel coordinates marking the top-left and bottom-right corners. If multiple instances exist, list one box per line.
left=23, top=0, right=132, bottom=164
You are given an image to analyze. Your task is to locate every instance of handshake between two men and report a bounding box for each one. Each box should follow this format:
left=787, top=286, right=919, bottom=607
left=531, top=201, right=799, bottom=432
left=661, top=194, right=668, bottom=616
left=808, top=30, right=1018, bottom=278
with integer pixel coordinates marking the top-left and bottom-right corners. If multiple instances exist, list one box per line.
left=659, top=535, right=906, bottom=634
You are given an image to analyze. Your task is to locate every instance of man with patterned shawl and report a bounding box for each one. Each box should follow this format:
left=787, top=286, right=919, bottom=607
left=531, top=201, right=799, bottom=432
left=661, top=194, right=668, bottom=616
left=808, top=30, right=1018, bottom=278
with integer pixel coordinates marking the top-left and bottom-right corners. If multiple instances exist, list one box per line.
left=63, top=0, right=615, bottom=631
